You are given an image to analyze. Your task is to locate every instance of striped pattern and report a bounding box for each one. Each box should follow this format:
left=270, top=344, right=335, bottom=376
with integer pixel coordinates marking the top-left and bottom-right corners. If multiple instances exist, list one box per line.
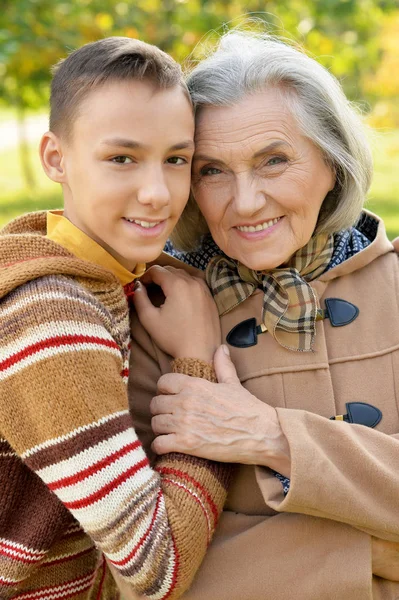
left=0, top=539, right=46, bottom=566
left=0, top=211, right=231, bottom=599
left=206, top=233, right=334, bottom=351
left=12, top=570, right=98, bottom=600
left=1, top=321, right=120, bottom=380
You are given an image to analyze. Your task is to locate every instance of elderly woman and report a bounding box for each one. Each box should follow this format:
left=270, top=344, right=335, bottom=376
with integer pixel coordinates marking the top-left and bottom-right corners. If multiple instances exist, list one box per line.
left=130, top=32, right=399, bottom=599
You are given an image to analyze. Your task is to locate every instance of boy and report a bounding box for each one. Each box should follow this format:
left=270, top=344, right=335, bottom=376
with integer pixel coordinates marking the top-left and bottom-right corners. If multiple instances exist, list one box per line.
left=0, top=37, right=229, bottom=599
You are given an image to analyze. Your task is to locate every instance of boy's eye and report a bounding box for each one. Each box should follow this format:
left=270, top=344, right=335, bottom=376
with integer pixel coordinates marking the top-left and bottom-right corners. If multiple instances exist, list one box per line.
left=111, top=156, right=133, bottom=164
left=166, top=157, right=187, bottom=165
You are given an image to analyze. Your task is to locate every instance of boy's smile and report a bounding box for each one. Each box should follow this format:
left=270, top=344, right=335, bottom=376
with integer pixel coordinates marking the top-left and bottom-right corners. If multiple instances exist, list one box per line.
left=42, top=79, right=194, bottom=271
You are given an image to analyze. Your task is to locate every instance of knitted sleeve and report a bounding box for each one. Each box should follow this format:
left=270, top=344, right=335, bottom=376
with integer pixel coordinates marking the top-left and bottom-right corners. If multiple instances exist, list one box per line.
left=0, top=275, right=230, bottom=599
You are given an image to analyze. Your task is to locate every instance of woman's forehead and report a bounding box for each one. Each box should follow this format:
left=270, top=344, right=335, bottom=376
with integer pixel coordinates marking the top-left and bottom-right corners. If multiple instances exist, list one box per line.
left=194, top=91, right=301, bottom=152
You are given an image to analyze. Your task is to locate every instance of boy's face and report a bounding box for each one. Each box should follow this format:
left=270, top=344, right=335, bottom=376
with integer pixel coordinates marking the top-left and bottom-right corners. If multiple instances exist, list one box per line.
left=54, top=80, right=194, bottom=270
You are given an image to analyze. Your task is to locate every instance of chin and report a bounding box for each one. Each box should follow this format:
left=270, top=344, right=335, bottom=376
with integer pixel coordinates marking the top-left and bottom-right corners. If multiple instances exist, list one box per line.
left=138, top=246, right=165, bottom=263
left=238, top=254, right=284, bottom=271
left=229, top=241, right=290, bottom=271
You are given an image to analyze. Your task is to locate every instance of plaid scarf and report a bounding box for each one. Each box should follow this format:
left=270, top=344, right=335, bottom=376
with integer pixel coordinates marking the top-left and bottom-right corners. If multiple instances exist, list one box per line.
left=206, top=233, right=334, bottom=352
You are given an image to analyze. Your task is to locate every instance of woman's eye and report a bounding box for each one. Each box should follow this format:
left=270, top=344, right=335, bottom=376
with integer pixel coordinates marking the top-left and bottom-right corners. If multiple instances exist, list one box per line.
left=111, top=156, right=133, bottom=164
left=200, top=166, right=222, bottom=176
left=266, top=156, right=286, bottom=166
left=166, top=157, right=187, bottom=165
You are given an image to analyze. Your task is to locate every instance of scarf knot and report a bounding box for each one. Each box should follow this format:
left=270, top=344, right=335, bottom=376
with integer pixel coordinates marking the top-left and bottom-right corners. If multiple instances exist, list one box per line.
left=206, top=233, right=334, bottom=352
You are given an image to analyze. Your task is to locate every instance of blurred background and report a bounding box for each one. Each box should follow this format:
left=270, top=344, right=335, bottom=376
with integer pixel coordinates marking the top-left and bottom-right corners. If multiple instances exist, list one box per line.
left=0, top=0, right=398, bottom=237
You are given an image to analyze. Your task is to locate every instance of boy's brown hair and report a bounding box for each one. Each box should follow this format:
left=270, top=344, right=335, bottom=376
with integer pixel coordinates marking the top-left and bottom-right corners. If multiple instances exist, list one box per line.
left=50, top=36, right=189, bottom=140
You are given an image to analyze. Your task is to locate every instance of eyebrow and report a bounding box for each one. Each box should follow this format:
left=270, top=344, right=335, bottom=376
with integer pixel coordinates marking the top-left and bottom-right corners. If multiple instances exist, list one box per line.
left=101, top=138, right=195, bottom=152
left=253, top=141, right=290, bottom=158
left=193, top=140, right=290, bottom=163
left=170, top=141, right=195, bottom=151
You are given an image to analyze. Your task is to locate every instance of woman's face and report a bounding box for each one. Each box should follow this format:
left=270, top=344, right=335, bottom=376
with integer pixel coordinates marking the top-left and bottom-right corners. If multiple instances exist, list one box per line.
left=191, top=88, right=335, bottom=270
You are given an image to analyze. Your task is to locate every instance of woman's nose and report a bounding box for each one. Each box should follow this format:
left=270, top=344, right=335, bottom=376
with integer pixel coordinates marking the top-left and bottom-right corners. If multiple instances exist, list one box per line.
left=232, top=173, right=267, bottom=216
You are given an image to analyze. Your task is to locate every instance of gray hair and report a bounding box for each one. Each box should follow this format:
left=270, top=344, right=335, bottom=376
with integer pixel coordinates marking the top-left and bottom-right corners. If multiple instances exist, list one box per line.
left=171, top=30, right=373, bottom=251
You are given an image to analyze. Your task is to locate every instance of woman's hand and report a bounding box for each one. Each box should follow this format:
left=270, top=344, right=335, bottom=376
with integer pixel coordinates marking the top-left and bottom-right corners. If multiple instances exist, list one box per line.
left=150, top=345, right=291, bottom=477
left=372, top=537, right=399, bottom=581
left=133, top=265, right=221, bottom=363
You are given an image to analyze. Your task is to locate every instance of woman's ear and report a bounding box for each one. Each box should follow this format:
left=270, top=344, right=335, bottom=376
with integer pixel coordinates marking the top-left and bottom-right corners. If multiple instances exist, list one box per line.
left=39, top=131, right=66, bottom=183
left=328, top=162, right=337, bottom=192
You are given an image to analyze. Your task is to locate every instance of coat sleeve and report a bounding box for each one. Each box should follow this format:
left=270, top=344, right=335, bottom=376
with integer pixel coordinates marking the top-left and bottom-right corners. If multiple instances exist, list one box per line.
left=129, top=315, right=395, bottom=600
left=112, top=506, right=376, bottom=600
left=0, top=276, right=230, bottom=599
left=256, top=408, right=399, bottom=541
left=179, top=511, right=374, bottom=600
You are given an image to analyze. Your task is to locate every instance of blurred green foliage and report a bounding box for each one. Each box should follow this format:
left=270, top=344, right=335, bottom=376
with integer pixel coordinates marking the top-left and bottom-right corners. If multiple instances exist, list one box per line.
left=0, top=0, right=397, bottom=235
left=1, top=0, right=398, bottom=115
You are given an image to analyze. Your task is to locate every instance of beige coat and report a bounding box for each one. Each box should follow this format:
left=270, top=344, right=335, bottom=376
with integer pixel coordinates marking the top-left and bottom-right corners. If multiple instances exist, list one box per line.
left=128, top=214, right=399, bottom=600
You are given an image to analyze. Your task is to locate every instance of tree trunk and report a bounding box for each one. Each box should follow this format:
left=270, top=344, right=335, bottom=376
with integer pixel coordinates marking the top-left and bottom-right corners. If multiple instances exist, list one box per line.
left=16, top=102, right=37, bottom=190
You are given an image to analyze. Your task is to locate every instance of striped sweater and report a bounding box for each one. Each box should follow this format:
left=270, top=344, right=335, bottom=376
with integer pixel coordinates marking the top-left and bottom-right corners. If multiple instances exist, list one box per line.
left=0, top=212, right=231, bottom=599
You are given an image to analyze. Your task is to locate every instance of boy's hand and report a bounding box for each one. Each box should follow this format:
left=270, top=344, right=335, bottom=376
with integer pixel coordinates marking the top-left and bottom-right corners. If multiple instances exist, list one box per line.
left=132, top=265, right=221, bottom=363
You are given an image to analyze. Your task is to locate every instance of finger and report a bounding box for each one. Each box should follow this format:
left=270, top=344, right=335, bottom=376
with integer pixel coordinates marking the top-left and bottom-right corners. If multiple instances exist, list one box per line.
left=151, top=414, right=175, bottom=435
left=151, top=433, right=179, bottom=455
left=163, top=265, right=193, bottom=280
left=150, top=394, right=175, bottom=415
left=163, top=266, right=207, bottom=286
left=142, top=265, right=206, bottom=293
left=153, top=252, right=201, bottom=276
left=214, top=344, right=240, bottom=385
left=139, top=265, right=182, bottom=294
left=132, top=282, right=159, bottom=326
left=139, top=265, right=165, bottom=286
left=157, top=372, right=192, bottom=394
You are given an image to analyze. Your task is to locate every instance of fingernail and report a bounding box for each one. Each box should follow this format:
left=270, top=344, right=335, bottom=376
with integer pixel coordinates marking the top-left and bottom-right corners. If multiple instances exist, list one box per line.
left=134, top=281, right=141, bottom=290
left=222, top=344, right=230, bottom=356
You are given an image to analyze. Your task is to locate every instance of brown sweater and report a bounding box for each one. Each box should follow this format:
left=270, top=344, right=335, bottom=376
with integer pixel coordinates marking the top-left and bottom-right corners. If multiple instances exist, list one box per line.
left=129, top=214, right=399, bottom=600
left=0, top=212, right=230, bottom=599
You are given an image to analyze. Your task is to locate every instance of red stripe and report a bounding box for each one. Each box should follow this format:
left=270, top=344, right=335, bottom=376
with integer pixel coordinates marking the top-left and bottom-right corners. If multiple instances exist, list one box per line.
left=0, top=335, right=119, bottom=372
left=45, top=583, right=93, bottom=600
left=0, top=577, right=18, bottom=586
left=120, top=368, right=129, bottom=378
left=111, top=489, right=163, bottom=567
left=12, top=571, right=95, bottom=599
left=64, top=457, right=149, bottom=510
left=14, top=581, right=93, bottom=600
left=49, top=440, right=141, bottom=491
left=163, top=478, right=210, bottom=538
left=0, top=547, right=41, bottom=564
left=0, top=541, right=44, bottom=560
left=156, top=466, right=218, bottom=527
left=162, top=533, right=179, bottom=600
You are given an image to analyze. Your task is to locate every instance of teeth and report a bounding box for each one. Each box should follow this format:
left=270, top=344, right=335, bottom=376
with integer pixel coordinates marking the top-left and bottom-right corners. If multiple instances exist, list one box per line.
left=125, top=218, right=161, bottom=228
left=237, top=217, right=280, bottom=233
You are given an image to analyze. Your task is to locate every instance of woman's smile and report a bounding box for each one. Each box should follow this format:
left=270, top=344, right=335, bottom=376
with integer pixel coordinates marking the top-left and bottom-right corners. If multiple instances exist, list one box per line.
left=192, top=89, right=335, bottom=271
left=233, top=216, right=284, bottom=240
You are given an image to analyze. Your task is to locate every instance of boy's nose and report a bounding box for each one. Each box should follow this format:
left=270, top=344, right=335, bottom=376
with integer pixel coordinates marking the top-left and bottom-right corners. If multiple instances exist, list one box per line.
left=137, top=168, right=171, bottom=209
